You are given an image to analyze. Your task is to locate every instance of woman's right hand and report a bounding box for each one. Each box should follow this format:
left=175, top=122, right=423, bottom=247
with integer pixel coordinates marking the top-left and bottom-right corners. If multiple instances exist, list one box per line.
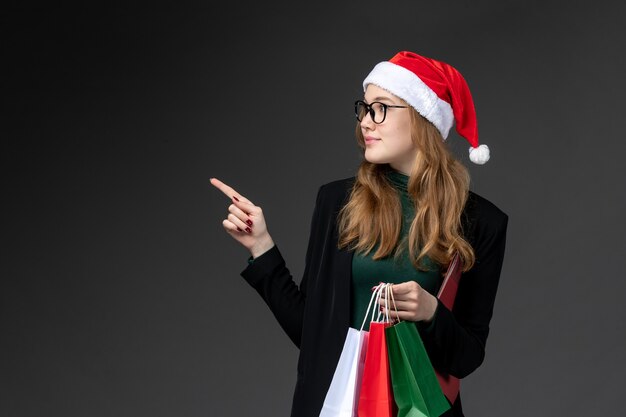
left=210, top=177, right=275, bottom=259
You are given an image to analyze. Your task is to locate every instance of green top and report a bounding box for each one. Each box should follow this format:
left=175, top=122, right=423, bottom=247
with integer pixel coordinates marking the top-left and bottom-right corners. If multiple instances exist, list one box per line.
left=350, top=168, right=442, bottom=330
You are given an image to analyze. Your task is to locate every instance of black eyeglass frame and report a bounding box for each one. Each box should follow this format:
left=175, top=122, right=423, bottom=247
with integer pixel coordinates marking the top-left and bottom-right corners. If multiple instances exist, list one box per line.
left=354, top=100, right=409, bottom=124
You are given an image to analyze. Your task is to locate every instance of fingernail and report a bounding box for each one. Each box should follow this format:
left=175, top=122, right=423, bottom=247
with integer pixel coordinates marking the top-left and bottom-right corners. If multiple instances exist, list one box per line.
left=233, top=196, right=240, bottom=202
left=237, top=227, right=243, bottom=232
left=246, top=219, right=253, bottom=226
left=245, top=227, right=252, bottom=233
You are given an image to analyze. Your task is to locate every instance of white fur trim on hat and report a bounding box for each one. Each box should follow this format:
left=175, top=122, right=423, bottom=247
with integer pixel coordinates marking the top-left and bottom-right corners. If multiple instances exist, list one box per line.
left=363, top=61, right=454, bottom=139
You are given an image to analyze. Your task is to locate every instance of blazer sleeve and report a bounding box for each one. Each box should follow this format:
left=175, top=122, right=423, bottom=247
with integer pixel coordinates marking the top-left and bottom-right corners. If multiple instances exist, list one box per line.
left=239, top=184, right=325, bottom=348
left=418, top=198, right=509, bottom=378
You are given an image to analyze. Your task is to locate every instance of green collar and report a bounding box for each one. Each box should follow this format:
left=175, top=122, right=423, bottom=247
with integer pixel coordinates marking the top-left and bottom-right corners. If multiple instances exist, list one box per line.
left=386, top=168, right=409, bottom=193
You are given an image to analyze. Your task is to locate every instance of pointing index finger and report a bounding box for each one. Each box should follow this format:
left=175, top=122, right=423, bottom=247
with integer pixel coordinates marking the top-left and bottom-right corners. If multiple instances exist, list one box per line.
left=210, top=177, right=251, bottom=203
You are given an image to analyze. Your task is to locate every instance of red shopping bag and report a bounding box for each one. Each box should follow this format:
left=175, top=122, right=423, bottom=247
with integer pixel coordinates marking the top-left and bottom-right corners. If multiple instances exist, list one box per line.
left=434, top=252, right=462, bottom=403
left=357, top=283, right=397, bottom=417
left=357, top=321, right=396, bottom=417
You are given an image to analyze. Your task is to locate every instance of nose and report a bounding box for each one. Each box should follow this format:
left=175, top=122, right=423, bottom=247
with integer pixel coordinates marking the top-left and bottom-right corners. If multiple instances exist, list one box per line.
left=360, top=110, right=376, bottom=130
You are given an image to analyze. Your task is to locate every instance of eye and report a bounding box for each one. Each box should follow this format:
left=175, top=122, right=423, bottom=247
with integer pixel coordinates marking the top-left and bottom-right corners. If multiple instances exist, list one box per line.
left=372, top=102, right=386, bottom=114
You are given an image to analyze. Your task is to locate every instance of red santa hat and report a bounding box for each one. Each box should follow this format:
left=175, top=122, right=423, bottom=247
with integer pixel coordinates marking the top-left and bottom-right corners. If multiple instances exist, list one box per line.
left=363, top=51, right=490, bottom=164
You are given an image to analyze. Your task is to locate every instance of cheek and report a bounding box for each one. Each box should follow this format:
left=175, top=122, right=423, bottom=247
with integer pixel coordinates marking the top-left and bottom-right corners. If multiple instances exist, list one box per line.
left=390, top=124, right=414, bottom=151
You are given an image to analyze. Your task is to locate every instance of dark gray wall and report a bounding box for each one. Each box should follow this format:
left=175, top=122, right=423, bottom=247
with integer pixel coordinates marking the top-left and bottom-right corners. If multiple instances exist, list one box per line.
left=3, top=2, right=625, bottom=416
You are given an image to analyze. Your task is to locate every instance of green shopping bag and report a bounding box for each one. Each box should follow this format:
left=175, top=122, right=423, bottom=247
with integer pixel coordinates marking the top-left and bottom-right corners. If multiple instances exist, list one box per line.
left=385, top=320, right=451, bottom=417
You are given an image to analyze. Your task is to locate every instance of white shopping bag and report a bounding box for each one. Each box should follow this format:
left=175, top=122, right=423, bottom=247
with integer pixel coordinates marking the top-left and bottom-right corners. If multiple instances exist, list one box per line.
left=318, top=327, right=369, bottom=417
left=319, top=285, right=385, bottom=417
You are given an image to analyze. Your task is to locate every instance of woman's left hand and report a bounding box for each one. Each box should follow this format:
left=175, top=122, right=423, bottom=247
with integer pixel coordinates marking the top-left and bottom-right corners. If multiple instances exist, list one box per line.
left=379, top=281, right=438, bottom=323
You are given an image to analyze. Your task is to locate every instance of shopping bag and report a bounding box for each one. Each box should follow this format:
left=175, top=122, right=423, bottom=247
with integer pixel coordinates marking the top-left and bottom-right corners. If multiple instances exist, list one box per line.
left=386, top=321, right=450, bottom=417
left=318, top=284, right=383, bottom=416
left=434, top=252, right=462, bottom=403
left=386, top=288, right=451, bottom=417
left=357, top=283, right=396, bottom=417
left=318, top=327, right=369, bottom=417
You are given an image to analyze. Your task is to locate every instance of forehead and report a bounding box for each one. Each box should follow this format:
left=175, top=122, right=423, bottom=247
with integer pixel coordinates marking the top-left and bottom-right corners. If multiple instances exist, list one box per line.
left=364, top=84, right=402, bottom=102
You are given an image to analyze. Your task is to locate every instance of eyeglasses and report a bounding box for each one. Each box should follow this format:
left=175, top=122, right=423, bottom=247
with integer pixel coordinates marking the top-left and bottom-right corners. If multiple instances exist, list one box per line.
left=354, top=100, right=409, bottom=124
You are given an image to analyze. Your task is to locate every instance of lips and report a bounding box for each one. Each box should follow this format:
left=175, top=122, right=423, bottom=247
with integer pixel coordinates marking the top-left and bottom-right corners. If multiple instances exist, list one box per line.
left=365, top=136, right=380, bottom=144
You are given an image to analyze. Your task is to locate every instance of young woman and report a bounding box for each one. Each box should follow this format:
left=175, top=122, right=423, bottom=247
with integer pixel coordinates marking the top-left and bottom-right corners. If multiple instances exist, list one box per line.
left=211, top=51, right=508, bottom=417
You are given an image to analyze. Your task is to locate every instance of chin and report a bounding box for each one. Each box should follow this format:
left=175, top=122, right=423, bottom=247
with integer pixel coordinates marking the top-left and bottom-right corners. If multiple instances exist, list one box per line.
left=364, top=152, right=387, bottom=165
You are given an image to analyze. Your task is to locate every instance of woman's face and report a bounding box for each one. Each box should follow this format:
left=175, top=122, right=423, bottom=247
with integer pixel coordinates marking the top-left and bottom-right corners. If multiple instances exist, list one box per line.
left=360, top=84, right=417, bottom=175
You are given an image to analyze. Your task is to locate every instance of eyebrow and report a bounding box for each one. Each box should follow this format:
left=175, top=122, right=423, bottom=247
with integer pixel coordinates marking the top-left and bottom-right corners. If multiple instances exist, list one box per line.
left=364, top=96, right=398, bottom=104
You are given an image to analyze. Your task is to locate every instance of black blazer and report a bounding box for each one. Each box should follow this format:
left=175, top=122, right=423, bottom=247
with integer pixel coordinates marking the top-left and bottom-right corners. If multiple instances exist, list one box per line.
left=241, top=176, right=508, bottom=417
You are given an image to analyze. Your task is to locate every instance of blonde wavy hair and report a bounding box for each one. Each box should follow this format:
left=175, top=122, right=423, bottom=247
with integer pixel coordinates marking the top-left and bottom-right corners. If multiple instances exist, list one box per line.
left=337, top=108, right=475, bottom=272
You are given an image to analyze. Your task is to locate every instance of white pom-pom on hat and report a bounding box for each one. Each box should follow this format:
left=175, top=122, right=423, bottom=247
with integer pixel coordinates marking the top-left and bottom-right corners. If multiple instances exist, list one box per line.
left=469, top=144, right=490, bottom=165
